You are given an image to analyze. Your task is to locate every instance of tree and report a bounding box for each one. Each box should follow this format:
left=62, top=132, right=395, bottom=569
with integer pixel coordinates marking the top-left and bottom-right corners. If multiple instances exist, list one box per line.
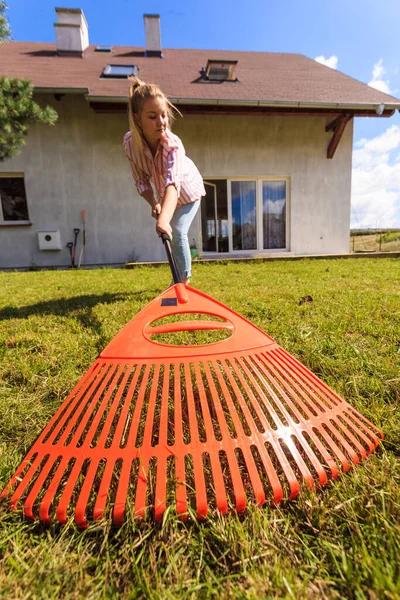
left=0, top=1, right=10, bottom=41
left=0, top=2, right=58, bottom=162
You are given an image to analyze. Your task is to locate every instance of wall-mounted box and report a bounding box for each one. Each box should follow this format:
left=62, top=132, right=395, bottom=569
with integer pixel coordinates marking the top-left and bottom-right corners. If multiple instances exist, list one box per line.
left=37, top=229, right=62, bottom=251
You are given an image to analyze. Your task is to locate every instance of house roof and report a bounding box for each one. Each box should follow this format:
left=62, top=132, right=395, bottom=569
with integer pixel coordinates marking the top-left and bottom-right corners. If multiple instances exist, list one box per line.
left=1, top=42, right=400, bottom=113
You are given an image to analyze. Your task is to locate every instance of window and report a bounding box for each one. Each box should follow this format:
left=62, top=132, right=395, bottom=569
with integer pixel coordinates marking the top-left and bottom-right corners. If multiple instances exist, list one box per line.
left=201, top=178, right=288, bottom=253
left=102, top=64, right=139, bottom=78
left=205, top=60, right=238, bottom=81
left=0, top=176, right=30, bottom=223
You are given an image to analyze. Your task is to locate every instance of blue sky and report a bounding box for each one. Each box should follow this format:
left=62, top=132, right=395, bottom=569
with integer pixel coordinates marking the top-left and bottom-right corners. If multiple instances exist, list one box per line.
left=7, top=0, right=400, bottom=228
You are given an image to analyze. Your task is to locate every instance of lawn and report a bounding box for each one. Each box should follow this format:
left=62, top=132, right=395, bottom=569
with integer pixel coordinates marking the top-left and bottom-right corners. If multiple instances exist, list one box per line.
left=0, top=258, right=399, bottom=599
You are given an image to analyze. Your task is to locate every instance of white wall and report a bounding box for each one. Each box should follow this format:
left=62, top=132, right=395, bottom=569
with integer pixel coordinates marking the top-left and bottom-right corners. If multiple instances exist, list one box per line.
left=174, top=114, right=353, bottom=256
left=0, top=94, right=353, bottom=269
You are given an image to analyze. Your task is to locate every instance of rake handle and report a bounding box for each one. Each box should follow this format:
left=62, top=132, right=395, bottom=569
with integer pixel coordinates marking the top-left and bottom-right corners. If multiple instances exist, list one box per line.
left=161, top=233, right=181, bottom=284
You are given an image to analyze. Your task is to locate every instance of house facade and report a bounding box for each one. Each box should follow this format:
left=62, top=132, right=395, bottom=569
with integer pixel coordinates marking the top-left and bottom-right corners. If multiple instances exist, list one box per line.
left=0, top=9, right=399, bottom=269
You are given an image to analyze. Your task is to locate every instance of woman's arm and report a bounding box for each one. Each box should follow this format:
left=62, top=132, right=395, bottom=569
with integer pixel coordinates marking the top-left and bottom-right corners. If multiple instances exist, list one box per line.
left=156, top=184, right=178, bottom=238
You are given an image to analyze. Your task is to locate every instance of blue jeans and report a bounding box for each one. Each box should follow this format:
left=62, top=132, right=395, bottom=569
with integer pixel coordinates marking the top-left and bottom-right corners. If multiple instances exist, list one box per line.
left=170, top=200, right=201, bottom=279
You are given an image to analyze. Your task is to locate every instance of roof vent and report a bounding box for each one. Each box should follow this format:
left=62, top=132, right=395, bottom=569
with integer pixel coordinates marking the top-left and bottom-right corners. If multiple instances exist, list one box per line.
left=144, top=14, right=163, bottom=58
left=54, top=8, right=89, bottom=56
left=204, top=60, right=238, bottom=81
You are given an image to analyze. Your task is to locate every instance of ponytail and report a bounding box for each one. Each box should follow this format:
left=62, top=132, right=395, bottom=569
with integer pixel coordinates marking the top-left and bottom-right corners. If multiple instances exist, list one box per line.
left=127, top=76, right=182, bottom=152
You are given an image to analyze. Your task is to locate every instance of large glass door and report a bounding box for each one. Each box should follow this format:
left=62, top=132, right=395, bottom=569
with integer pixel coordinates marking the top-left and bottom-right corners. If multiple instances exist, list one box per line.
left=202, top=178, right=288, bottom=253
left=202, top=180, right=229, bottom=252
left=262, top=181, right=286, bottom=249
left=231, top=181, right=257, bottom=250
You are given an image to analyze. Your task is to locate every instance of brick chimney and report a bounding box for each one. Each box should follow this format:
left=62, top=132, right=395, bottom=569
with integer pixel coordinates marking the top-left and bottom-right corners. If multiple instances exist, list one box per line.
left=144, top=14, right=162, bottom=57
left=54, top=8, right=89, bottom=56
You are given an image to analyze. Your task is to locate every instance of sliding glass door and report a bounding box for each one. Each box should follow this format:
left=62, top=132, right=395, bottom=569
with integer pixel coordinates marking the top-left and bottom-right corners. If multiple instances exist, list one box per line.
left=202, top=180, right=229, bottom=252
left=262, top=181, right=286, bottom=249
left=201, top=178, right=288, bottom=253
left=231, top=181, right=257, bottom=250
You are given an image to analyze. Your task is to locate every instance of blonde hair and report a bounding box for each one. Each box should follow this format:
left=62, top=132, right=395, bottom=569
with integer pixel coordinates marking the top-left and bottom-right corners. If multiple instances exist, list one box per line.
left=128, top=77, right=181, bottom=152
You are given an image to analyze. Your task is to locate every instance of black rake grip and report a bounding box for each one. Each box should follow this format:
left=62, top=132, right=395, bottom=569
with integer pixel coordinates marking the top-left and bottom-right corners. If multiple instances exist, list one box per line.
left=161, top=233, right=181, bottom=284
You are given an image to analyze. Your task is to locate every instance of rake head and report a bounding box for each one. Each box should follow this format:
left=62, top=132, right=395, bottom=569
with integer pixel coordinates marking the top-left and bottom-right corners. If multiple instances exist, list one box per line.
left=1, top=283, right=383, bottom=527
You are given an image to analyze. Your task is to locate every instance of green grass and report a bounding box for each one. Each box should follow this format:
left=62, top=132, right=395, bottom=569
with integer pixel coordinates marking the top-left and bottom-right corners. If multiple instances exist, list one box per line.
left=0, top=258, right=399, bottom=599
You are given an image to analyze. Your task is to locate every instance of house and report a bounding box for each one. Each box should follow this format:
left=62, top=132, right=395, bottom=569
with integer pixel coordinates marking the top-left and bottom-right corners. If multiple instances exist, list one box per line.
left=0, top=8, right=399, bottom=269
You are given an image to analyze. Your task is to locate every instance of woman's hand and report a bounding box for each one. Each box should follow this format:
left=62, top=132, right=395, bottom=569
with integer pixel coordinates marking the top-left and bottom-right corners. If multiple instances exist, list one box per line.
left=152, top=203, right=162, bottom=219
left=156, top=215, right=172, bottom=239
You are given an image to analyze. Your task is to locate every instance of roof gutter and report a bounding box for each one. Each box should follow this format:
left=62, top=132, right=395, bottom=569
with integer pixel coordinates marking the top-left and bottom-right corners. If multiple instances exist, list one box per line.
left=169, top=98, right=400, bottom=111
left=85, top=95, right=400, bottom=111
left=35, top=87, right=89, bottom=95
left=34, top=89, right=400, bottom=112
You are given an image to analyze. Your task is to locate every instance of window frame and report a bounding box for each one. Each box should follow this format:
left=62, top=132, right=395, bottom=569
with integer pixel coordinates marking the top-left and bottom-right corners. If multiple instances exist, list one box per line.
left=202, top=176, right=290, bottom=254
left=0, top=173, right=31, bottom=226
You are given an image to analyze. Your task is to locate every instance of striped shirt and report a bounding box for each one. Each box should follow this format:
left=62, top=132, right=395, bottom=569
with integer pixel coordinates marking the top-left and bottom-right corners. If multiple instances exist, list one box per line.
left=123, top=128, right=205, bottom=206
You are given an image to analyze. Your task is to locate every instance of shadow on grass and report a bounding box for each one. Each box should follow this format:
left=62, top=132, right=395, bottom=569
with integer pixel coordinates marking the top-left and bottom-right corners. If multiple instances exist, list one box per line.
left=0, top=290, right=162, bottom=351
left=0, top=290, right=161, bottom=322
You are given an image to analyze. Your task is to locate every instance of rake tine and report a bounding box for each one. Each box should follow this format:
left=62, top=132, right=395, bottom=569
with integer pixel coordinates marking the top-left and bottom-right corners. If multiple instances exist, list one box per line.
left=267, top=350, right=330, bottom=414
left=192, top=452, right=208, bottom=518
left=240, top=444, right=266, bottom=506
left=46, top=363, right=105, bottom=447
left=134, top=456, right=150, bottom=518
left=154, top=455, right=167, bottom=522
left=74, top=459, right=102, bottom=527
left=326, top=420, right=363, bottom=464
left=23, top=455, right=56, bottom=520
left=237, top=357, right=283, bottom=431
left=304, top=429, right=339, bottom=479
left=125, top=365, right=151, bottom=448
left=8, top=454, right=42, bottom=510
left=225, top=447, right=247, bottom=512
left=175, top=453, right=188, bottom=518
left=56, top=457, right=84, bottom=524
left=111, top=364, right=143, bottom=449
left=39, top=457, right=70, bottom=524
left=113, top=459, right=132, bottom=526
left=315, top=425, right=351, bottom=472
left=209, top=450, right=228, bottom=514
left=93, top=459, right=115, bottom=522
left=340, top=411, right=378, bottom=453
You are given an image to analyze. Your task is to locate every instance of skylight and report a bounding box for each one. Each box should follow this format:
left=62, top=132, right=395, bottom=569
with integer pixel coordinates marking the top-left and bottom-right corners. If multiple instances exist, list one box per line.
left=102, top=64, right=139, bottom=78
left=205, top=60, right=238, bottom=81
left=96, top=45, right=113, bottom=52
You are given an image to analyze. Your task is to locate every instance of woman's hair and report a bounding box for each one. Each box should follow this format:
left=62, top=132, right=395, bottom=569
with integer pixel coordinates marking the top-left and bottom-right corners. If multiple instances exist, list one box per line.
left=128, top=77, right=181, bottom=151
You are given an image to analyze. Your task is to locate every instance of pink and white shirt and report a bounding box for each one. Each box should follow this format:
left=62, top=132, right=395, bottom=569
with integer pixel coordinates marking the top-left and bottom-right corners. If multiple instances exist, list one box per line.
left=123, top=128, right=205, bottom=206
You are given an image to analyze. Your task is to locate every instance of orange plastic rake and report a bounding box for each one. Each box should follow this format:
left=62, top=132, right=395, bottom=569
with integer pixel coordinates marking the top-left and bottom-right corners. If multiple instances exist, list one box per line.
left=1, top=238, right=383, bottom=527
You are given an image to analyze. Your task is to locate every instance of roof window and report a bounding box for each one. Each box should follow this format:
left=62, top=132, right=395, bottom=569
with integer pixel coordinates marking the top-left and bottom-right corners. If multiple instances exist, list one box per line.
left=96, top=45, right=113, bottom=52
left=203, top=60, right=238, bottom=82
left=102, top=64, right=139, bottom=78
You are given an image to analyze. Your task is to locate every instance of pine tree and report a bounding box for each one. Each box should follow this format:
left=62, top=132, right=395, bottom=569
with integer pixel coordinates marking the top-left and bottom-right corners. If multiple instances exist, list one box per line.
left=0, top=2, right=58, bottom=162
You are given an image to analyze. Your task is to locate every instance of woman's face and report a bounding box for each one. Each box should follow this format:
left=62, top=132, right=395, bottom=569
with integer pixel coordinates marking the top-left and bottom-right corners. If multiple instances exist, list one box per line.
left=137, top=96, right=169, bottom=145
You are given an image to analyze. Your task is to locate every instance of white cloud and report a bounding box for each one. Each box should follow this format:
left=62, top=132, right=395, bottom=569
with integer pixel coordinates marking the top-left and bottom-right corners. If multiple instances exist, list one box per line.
left=351, top=125, right=400, bottom=228
left=315, top=55, right=338, bottom=70
left=368, top=59, right=391, bottom=95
